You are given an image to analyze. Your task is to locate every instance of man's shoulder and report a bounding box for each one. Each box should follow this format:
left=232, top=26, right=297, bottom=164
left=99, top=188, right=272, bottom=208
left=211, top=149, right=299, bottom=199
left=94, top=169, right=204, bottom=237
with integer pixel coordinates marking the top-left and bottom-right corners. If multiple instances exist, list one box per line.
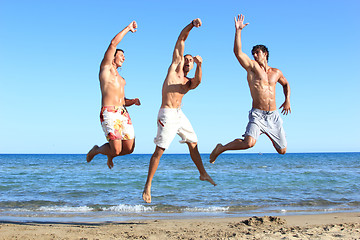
left=270, top=67, right=284, bottom=77
left=269, top=66, right=281, bottom=72
left=100, top=64, right=115, bottom=74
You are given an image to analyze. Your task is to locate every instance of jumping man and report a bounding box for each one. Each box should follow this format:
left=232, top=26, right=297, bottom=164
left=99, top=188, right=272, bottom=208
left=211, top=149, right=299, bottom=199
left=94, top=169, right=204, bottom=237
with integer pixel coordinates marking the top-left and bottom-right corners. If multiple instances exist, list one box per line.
left=143, top=18, right=216, bottom=203
left=86, top=21, right=141, bottom=169
left=210, top=14, right=291, bottom=163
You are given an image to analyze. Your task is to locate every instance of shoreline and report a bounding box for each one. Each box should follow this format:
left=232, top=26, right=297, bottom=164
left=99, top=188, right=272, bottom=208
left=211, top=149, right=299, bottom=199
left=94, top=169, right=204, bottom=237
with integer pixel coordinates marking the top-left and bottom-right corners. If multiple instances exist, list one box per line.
left=1, top=208, right=359, bottom=223
left=1, top=212, right=359, bottom=239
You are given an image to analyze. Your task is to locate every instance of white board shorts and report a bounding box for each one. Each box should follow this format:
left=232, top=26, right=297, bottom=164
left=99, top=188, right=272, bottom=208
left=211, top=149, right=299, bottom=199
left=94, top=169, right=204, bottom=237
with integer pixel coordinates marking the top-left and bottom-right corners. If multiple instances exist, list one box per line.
left=154, top=108, right=198, bottom=149
left=243, top=108, right=287, bottom=150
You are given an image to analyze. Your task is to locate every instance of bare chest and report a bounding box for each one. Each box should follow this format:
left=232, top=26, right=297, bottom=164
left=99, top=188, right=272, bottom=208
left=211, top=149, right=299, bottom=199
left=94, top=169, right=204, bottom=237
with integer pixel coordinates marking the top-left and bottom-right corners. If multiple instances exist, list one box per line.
left=163, top=74, right=189, bottom=94
left=249, top=69, right=278, bottom=88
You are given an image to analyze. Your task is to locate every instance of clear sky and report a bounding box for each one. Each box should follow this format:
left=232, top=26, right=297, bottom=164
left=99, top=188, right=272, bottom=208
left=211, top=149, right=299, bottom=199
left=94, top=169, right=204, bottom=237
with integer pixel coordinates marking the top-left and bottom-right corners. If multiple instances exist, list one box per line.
left=1, top=0, right=359, bottom=154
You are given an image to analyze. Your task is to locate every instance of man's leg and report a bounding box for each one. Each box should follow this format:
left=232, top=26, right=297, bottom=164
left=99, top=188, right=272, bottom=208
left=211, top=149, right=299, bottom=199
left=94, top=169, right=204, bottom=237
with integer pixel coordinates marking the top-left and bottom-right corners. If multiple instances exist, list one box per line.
left=106, top=139, right=137, bottom=168
left=276, top=147, right=287, bottom=155
left=142, top=146, right=165, bottom=203
left=86, top=139, right=123, bottom=169
left=210, top=135, right=256, bottom=163
left=87, top=139, right=135, bottom=169
left=87, top=140, right=122, bottom=168
left=187, top=142, right=216, bottom=186
left=265, top=135, right=286, bottom=155
left=121, top=138, right=135, bottom=155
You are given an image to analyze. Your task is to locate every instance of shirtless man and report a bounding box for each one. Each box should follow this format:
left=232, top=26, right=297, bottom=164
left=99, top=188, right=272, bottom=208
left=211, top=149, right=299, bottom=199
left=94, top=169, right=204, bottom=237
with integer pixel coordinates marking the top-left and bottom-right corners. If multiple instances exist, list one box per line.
left=210, top=14, right=291, bottom=163
left=142, top=18, right=216, bottom=203
left=86, top=21, right=141, bottom=169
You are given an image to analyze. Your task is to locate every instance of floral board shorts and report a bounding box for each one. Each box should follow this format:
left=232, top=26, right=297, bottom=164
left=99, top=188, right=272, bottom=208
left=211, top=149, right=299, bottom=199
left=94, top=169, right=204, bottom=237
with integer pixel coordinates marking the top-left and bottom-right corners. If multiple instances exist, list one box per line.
left=100, top=106, right=135, bottom=141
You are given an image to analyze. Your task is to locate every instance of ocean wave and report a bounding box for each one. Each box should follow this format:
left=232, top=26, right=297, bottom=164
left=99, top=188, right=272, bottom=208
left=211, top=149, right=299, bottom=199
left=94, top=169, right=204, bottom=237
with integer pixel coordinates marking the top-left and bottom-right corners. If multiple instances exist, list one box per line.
left=184, top=206, right=229, bottom=212
left=36, top=204, right=155, bottom=213
left=104, top=204, right=154, bottom=212
left=38, top=206, right=93, bottom=212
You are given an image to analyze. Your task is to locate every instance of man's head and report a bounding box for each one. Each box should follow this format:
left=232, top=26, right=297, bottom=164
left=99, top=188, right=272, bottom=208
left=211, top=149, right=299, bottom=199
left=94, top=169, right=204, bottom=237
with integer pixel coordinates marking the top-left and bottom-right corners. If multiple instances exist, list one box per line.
left=114, top=49, right=125, bottom=67
left=183, top=54, right=194, bottom=73
left=251, top=45, right=269, bottom=63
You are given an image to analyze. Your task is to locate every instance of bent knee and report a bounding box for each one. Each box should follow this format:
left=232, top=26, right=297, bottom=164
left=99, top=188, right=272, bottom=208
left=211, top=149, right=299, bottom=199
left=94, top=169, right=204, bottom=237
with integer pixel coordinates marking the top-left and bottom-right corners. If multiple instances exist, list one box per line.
left=128, top=146, right=135, bottom=154
left=246, top=141, right=256, bottom=149
left=122, top=145, right=134, bottom=155
left=243, top=138, right=256, bottom=149
left=277, top=148, right=287, bottom=155
left=112, top=148, right=122, bottom=156
left=187, top=142, right=198, bottom=150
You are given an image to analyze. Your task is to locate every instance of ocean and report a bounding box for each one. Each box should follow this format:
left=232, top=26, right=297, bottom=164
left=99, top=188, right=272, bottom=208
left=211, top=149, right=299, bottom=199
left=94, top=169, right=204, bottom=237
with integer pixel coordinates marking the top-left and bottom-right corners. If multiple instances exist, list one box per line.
left=0, top=153, right=359, bottom=222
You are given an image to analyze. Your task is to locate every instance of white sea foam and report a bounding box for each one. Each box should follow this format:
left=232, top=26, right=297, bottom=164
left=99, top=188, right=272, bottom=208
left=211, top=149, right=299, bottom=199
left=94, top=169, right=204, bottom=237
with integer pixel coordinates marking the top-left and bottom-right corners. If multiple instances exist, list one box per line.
left=184, top=206, right=229, bottom=212
left=38, top=206, right=93, bottom=212
left=105, top=204, right=154, bottom=212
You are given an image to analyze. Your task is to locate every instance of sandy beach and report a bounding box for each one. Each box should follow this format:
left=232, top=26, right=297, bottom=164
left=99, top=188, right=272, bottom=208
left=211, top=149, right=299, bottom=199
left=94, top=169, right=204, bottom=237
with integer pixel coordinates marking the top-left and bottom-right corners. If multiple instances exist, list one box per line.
left=1, top=212, right=359, bottom=239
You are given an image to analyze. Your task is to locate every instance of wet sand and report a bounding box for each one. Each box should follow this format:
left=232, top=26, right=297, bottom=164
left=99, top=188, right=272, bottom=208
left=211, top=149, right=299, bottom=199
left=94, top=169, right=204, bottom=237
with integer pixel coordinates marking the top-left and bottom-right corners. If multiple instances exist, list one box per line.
left=0, top=212, right=359, bottom=239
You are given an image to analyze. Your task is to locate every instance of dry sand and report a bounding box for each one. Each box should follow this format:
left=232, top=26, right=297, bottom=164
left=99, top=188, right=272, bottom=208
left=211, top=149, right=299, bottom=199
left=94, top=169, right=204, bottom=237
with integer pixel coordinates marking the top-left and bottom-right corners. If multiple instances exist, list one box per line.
left=0, top=212, right=359, bottom=239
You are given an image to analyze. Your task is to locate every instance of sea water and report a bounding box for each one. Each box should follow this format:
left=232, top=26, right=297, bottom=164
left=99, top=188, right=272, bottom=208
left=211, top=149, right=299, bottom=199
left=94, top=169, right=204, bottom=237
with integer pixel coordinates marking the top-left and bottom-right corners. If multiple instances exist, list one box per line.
left=0, top=153, right=359, bottom=222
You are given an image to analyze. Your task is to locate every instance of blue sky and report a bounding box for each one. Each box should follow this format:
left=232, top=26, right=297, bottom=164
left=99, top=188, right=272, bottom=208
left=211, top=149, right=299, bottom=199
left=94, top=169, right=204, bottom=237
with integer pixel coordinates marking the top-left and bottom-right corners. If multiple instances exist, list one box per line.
left=1, top=0, right=359, bottom=154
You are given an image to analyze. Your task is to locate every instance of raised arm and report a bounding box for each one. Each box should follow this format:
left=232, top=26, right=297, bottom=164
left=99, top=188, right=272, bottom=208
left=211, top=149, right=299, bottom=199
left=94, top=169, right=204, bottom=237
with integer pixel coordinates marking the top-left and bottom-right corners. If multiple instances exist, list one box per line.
left=170, top=18, right=202, bottom=72
left=233, top=14, right=253, bottom=71
left=278, top=73, right=291, bottom=115
left=189, top=55, right=202, bottom=90
left=100, top=21, right=137, bottom=69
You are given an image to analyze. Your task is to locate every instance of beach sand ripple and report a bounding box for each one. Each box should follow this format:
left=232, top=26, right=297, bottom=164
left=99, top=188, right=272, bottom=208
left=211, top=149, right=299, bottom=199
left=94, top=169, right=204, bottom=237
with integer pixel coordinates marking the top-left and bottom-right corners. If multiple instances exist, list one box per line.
left=0, top=213, right=359, bottom=239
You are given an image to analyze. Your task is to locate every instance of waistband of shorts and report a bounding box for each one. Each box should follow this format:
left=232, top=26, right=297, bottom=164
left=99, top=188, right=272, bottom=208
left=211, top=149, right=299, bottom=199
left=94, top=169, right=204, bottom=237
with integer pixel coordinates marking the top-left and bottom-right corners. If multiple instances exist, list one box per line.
left=160, top=107, right=182, bottom=112
left=251, top=108, right=277, bottom=115
left=101, top=106, right=126, bottom=113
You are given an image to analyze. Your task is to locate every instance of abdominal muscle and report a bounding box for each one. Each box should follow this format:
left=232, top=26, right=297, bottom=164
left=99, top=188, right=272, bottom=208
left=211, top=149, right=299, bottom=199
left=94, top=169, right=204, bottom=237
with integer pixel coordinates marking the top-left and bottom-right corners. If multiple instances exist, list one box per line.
left=161, top=91, right=184, bottom=109
left=249, top=79, right=277, bottom=111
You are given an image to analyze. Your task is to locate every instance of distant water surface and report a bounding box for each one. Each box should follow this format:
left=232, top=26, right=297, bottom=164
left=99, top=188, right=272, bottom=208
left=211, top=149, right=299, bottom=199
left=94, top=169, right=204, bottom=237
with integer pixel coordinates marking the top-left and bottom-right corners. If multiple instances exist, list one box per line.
left=0, top=152, right=359, bottom=222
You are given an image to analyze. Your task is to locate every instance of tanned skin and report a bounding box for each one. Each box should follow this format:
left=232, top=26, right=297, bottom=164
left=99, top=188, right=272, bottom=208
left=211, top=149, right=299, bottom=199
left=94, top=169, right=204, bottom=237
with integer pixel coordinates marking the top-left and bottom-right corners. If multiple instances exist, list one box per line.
left=142, top=19, right=216, bottom=204
left=86, top=21, right=141, bottom=169
left=210, top=14, right=291, bottom=163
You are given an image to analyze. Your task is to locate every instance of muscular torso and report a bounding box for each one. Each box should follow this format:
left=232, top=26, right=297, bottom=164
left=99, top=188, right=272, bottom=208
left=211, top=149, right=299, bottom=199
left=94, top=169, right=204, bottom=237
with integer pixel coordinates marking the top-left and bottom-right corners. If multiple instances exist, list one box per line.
left=248, top=62, right=281, bottom=111
left=161, top=70, right=191, bottom=109
left=99, top=66, right=125, bottom=107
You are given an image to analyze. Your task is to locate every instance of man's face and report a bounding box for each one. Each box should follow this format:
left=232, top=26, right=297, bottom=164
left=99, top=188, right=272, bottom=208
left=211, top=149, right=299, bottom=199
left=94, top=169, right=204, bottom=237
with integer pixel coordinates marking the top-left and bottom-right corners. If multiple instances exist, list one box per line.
left=183, top=55, right=194, bottom=72
left=114, top=51, right=125, bottom=67
left=252, top=49, right=267, bottom=63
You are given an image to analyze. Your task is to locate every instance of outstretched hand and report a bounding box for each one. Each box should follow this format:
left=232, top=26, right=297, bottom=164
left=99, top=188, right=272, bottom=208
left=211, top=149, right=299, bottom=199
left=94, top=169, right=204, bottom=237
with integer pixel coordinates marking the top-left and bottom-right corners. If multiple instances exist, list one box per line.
left=192, top=18, right=202, bottom=28
left=128, top=21, right=137, bottom=33
left=193, top=55, right=202, bottom=65
left=234, top=14, right=249, bottom=30
left=280, top=100, right=291, bottom=115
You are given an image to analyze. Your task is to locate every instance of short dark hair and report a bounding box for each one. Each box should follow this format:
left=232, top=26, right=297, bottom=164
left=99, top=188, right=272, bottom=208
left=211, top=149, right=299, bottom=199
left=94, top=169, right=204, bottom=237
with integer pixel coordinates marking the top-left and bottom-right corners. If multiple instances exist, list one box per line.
left=184, top=54, right=192, bottom=58
left=251, top=45, right=269, bottom=61
left=115, top=49, right=124, bottom=56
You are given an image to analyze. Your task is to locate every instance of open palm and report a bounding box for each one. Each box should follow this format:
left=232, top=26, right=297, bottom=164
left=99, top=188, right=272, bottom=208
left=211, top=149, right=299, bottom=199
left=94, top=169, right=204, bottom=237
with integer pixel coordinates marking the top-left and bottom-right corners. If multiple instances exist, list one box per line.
left=234, top=14, right=249, bottom=30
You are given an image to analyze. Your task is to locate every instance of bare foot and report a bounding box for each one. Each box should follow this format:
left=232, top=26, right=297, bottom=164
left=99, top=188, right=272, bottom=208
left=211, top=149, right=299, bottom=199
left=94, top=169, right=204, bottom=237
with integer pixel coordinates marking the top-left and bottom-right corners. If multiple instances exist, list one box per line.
left=86, top=145, right=99, bottom=162
left=142, top=188, right=151, bottom=203
left=210, top=144, right=223, bottom=164
left=107, top=158, right=114, bottom=169
left=200, top=173, right=217, bottom=186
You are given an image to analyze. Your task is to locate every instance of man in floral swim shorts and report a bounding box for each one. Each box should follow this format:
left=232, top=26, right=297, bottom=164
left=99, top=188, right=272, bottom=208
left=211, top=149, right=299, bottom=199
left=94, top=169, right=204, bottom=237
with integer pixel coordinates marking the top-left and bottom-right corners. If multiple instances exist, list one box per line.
left=100, top=106, right=134, bottom=142
left=86, top=21, right=140, bottom=169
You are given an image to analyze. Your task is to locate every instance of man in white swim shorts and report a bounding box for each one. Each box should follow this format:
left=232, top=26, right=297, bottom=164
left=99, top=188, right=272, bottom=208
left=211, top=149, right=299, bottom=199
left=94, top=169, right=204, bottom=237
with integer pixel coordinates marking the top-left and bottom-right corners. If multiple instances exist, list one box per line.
left=154, top=108, right=197, bottom=149
left=86, top=21, right=141, bottom=169
left=210, top=14, right=291, bottom=163
left=142, top=18, right=216, bottom=204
